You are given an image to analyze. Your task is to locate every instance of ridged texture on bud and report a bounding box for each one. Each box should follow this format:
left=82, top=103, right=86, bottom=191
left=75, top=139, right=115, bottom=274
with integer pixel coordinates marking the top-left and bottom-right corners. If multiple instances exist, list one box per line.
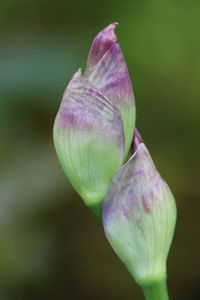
left=53, top=70, right=124, bottom=206
left=85, top=22, right=135, bottom=157
left=102, top=130, right=176, bottom=285
left=53, top=23, right=135, bottom=207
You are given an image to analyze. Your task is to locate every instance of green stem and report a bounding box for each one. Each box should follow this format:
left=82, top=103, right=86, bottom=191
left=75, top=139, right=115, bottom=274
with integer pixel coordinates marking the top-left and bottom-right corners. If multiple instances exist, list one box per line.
left=89, top=203, right=102, bottom=222
left=141, top=278, right=169, bottom=300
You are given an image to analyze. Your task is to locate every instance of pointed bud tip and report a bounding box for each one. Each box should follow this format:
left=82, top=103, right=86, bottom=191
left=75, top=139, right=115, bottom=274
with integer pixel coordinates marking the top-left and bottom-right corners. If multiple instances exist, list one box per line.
left=102, top=22, right=119, bottom=43
left=104, top=22, right=119, bottom=33
left=85, top=22, right=120, bottom=74
left=111, top=22, right=119, bottom=27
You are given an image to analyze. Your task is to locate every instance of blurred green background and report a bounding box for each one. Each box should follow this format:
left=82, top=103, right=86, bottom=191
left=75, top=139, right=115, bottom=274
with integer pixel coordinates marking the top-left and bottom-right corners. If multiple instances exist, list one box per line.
left=0, top=0, right=199, bottom=299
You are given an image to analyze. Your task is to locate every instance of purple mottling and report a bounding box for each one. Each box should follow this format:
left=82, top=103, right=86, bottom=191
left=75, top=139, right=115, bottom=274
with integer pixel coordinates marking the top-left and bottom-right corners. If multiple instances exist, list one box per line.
left=88, top=43, right=134, bottom=106
left=55, top=68, right=125, bottom=157
left=122, top=205, right=130, bottom=220
left=141, top=194, right=152, bottom=213
left=59, top=108, right=77, bottom=126
left=132, top=169, right=145, bottom=178
left=58, top=106, right=100, bottom=129
left=102, top=136, right=167, bottom=227
left=155, top=179, right=162, bottom=193
left=101, top=75, right=132, bottom=100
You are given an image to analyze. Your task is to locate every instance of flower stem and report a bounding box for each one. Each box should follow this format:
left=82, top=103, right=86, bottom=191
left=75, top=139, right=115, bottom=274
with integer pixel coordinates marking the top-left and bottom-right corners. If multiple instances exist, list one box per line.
left=141, top=278, right=169, bottom=300
left=90, top=203, right=102, bottom=222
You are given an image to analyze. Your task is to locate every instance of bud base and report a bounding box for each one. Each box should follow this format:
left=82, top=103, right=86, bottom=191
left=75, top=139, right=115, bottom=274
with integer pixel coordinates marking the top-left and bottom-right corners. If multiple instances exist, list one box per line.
left=141, top=278, right=169, bottom=300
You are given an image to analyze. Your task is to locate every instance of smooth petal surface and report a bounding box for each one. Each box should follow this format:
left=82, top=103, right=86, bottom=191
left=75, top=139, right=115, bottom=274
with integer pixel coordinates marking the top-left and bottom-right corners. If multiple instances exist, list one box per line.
left=102, top=130, right=176, bottom=285
left=53, top=69, right=125, bottom=207
left=85, top=23, right=136, bottom=159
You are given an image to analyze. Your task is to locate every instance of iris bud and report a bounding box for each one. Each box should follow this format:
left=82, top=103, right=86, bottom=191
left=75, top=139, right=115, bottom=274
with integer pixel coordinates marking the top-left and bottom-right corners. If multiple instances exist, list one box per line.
left=102, top=129, right=176, bottom=291
left=53, top=70, right=124, bottom=210
left=53, top=23, right=135, bottom=213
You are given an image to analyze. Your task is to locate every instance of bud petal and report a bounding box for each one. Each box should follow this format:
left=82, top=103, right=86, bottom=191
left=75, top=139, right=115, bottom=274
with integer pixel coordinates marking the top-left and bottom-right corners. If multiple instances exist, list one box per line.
left=85, top=22, right=118, bottom=75
left=86, top=23, right=135, bottom=159
left=53, top=69, right=125, bottom=207
left=102, top=129, right=176, bottom=285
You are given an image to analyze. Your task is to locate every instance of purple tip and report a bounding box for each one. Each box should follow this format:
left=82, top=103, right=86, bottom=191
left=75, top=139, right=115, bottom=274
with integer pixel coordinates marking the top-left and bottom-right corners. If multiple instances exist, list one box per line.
left=85, top=22, right=119, bottom=74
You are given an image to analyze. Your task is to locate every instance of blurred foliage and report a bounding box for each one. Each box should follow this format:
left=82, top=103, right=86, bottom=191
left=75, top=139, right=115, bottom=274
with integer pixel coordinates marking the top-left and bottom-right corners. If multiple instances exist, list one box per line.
left=0, top=0, right=200, bottom=299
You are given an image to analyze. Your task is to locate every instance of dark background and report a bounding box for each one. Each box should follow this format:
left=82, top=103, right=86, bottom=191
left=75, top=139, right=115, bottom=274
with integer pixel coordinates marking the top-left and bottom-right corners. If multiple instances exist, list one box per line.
left=0, top=0, right=199, bottom=299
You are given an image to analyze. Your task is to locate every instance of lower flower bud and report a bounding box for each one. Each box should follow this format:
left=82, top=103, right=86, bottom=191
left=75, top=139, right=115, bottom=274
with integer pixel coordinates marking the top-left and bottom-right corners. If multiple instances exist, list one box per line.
left=102, top=130, right=176, bottom=285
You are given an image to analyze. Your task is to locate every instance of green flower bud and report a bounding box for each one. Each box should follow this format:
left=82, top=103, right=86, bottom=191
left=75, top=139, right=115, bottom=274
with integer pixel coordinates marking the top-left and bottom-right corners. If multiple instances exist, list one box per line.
left=53, top=23, right=135, bottom=215
left=102, top=130, right=176, bottom=291
left=53, top=70, right=125, bottom=210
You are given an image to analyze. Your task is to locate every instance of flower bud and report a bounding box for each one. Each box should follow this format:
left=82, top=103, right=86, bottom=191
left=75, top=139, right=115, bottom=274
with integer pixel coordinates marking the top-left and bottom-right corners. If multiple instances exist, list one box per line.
left=53, top=70, right=124, bottom=208
left=53, top=23, right=136, bottom=212
left=102, top=129, right=176, bottom=286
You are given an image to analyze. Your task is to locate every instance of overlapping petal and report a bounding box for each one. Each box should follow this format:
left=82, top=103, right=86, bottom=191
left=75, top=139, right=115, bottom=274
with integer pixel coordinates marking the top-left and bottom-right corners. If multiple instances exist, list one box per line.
left=53, top=69, right=125, bottom=207
left=85, top=22, right=118, bottom=75
left=85, top=23, right=136, bottom=158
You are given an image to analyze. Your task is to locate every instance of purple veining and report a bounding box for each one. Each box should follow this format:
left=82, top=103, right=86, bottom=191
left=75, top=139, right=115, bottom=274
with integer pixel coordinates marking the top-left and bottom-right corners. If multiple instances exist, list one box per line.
left=87, top=43, right=134, bottom=107
left=85, top=22, right=118, bottom=74
left=55, top=68, right=125, bottom=155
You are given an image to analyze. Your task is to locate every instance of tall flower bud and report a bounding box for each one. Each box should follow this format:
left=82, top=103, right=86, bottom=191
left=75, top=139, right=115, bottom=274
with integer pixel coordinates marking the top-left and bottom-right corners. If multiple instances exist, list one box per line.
left=53, top=23, right=135, bottom=213
left=102, top=129, right=176, bottom=293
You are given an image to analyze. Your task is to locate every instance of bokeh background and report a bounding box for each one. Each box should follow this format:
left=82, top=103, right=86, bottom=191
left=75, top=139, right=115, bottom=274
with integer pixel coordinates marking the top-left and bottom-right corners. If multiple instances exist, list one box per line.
left=0, top=0, right=199, bottom=299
